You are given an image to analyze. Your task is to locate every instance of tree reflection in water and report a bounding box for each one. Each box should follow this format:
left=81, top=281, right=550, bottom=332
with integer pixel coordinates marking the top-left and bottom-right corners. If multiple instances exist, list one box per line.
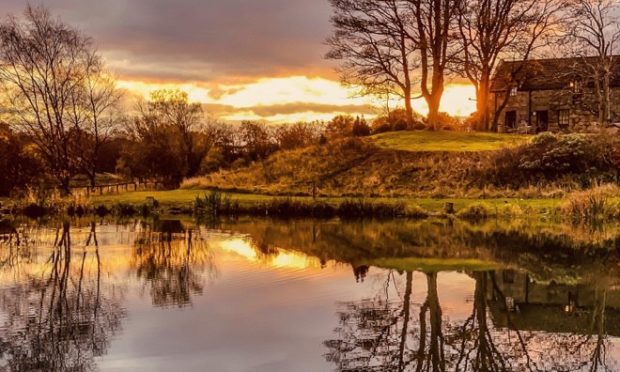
left=0, top=222, right=125, bottom=372
left=324, top=270, right=618, bottom=372
left=131, top=221, right=216, bottom=308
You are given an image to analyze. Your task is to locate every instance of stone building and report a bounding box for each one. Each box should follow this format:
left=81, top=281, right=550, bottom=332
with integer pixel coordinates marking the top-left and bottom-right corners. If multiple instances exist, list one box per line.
left=489, top=57, right=620, bottom=133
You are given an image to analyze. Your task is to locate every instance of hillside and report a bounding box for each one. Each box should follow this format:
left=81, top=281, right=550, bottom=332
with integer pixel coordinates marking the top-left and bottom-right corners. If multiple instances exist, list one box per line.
left=182, top=131, right=620, bottom=199
left=182, top=131, right=536, bottom=198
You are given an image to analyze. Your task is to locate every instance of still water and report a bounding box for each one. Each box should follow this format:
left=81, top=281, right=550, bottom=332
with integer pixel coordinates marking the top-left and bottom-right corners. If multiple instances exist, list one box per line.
left=0, top=217, right=619, bottom=371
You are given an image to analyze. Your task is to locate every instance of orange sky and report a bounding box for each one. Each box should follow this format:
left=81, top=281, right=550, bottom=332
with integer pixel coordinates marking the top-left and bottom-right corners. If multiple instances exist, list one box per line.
left=0, top=1, right=477, bottom=123
left=118, top=77, right=478, bottom=123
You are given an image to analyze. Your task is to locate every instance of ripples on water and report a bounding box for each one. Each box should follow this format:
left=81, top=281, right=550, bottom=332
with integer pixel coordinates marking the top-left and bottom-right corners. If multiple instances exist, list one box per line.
left=0, top=217, right=619, bottom=371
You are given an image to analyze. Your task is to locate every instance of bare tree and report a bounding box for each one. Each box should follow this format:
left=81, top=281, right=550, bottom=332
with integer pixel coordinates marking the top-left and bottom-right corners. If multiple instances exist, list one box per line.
left=78, top=69, right=123, bottom=187
left=327, top=0, right=420, bottom=124
left=566, top=0, right=620, bottom=125
left=457, top=0, right=564, bottom=131
left=408, top=0, right=462, bottom=130
left=0, top=5, right=106, bottom=193
left=148, top=89, right=204, bottom=175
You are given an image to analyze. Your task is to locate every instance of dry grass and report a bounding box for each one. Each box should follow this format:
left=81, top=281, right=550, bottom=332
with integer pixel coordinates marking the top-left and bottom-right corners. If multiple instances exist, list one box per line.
left=560, top=184, right=620, bottom=221
left=181, top=137, right=578, bottom=199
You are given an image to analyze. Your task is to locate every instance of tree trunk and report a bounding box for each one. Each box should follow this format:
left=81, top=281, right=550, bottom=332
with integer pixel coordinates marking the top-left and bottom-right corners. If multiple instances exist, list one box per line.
left=477, top=73, right=491, bottom=131
left=405, top=88, right=415, bottom=126
left=88, top=172, right=96, bottom=188
left=60, top=176, right=72, bottom=196
left=398, top=271, right=413, bottom=372
left=427, top=97, right=442, bottom=131
left=604, top=70, right=611, bottom=125
left=427, top=272, right=445, bottom=372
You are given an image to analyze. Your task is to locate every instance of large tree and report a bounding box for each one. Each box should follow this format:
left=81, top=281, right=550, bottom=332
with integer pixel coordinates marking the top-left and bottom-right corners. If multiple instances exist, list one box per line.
left=409, top=0, right=462, bottom=130
left=0, top=5, right=115, bottom=193
left=327, top=0, right=420, bottom=124
left=457, top=0, right=564, bottom=131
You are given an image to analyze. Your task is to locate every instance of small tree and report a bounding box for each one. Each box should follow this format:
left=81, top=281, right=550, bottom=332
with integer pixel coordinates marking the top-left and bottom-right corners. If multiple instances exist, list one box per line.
left=147, top=89, right=204, bottom=175
left=326, top=115, right=355, bottom=138
left=76, top=72, right=123, bottom=187
left=274, top=122, right=321, bottom=150
left=352, top=116, right=371, bottom=136
left=239, top=121, right=275, bottom=161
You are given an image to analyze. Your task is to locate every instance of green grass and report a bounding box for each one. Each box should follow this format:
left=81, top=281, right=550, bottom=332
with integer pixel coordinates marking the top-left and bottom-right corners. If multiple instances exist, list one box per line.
left=90, top=190, right=561, bottom=216
left=372, top=130, right=530, bottom=152
left=366, top=257, right=500, bottom=272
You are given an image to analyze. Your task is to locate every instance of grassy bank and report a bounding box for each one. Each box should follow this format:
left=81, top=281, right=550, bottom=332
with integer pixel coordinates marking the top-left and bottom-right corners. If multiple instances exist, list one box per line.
left=87, top=189, right=561, bottom=216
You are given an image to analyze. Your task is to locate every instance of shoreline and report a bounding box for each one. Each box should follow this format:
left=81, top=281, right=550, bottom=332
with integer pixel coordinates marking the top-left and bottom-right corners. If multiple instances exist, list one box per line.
left=1, top=189, right=563, bottom=220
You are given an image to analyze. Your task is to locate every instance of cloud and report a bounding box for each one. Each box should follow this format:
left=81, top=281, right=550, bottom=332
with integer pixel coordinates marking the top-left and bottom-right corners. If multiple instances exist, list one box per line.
left=203, top=102, right=378, bottom=122
left=0, top=0, right=337, bottom=83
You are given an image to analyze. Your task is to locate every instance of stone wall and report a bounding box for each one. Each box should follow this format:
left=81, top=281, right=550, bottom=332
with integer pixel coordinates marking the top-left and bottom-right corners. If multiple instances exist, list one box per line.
left=490, top=87, right=620, bottom=133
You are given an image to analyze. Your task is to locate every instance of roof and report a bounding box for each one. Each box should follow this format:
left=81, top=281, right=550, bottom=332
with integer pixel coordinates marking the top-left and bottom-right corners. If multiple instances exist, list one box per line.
left=490, top=56, right=620, bottom=92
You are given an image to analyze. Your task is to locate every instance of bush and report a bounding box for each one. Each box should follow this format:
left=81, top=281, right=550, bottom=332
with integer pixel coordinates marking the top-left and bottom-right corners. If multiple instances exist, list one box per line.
left=371, top=108, right=425, bottom=133
left=479, top=133, right=619, bottom=189
left=456, top=202, right=496, bottom=219
left=560, top=184, right=619, bottom=221
left=0, top=124, right=43, bottom=196
left=199, top=146, right=225, bottom=174
left=195, top=190, right=230, bottom=216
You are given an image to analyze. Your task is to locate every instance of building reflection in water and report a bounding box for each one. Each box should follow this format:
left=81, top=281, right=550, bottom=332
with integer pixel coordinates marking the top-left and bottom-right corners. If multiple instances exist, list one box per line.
left=324, top=269, right=618, bottom=372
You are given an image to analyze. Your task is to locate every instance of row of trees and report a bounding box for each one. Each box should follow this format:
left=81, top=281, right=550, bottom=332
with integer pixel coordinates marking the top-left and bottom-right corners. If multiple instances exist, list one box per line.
left=327, top=0, right=620, bottom=130
left=0, top=6, right=396, bottom=195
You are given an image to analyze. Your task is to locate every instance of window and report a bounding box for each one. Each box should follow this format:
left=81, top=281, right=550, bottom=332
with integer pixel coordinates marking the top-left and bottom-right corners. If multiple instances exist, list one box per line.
left=570, top=80, right=581, bottom=93
left=558, top=110, right=570, bottom=128
left=510, top=86, right=518, bottom=97
left=505, top=111, right=517, bottom=129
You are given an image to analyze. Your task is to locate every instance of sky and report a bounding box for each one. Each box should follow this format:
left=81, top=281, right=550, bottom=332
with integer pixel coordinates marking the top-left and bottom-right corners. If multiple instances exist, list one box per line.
left=0, top=0, right=477, bottom=123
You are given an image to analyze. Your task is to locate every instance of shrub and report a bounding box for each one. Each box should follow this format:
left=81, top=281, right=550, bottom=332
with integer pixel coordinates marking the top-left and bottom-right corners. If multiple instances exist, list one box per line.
left=560, top=184, right=618, bottom=221
left=195, top=190, right=230, bottom=216
left=405, top=204, right=430, bottom=218
left=479, top=133, right=618, bottom=189
left=112, top=202, right=138, bottom=216
left=498, top=203, right=525, bottom=217
left=199, top=147, right=226, bottom=174
left=456, top=202, right=496, bottom=219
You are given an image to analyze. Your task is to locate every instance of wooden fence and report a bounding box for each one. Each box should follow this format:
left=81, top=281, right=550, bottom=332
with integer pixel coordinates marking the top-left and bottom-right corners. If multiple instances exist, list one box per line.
left=68, top=181, right=162, bottom=197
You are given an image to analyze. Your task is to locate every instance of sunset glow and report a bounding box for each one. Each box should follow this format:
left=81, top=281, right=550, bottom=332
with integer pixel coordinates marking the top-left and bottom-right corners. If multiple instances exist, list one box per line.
left=119, top=77, right=477, bottom=123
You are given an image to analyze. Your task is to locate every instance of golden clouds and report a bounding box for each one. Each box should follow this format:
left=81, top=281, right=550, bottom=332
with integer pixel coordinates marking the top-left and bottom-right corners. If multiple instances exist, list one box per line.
left=119, top=76, right=477, bottom=123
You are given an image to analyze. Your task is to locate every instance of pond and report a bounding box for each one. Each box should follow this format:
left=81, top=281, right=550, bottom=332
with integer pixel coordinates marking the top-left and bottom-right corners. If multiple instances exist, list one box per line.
left=0, top=217, right=619, bottom=371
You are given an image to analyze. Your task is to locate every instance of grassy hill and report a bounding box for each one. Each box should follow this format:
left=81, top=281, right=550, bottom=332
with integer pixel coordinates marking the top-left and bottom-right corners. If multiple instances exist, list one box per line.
left=181, top=131, right=542, bottom=198
left=371, top=131, right=529, bottom=152
left=181, top=130, right=617, bottom=200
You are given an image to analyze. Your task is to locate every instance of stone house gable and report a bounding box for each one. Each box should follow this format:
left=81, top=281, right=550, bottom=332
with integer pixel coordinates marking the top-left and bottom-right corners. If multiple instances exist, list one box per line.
left=489, top=56, right=620, bottom=133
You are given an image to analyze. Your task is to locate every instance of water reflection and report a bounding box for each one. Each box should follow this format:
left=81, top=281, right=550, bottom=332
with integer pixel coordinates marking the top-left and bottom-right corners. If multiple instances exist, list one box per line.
left=0, top=222, right=125, bottom=372
left=0, top=218, right=617, bottom=371
left=132, top=220, right=215, bottom=308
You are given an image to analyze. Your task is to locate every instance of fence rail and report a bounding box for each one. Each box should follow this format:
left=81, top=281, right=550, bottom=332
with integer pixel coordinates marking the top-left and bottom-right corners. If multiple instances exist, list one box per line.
left=47, top=181, right=163, bottom=197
